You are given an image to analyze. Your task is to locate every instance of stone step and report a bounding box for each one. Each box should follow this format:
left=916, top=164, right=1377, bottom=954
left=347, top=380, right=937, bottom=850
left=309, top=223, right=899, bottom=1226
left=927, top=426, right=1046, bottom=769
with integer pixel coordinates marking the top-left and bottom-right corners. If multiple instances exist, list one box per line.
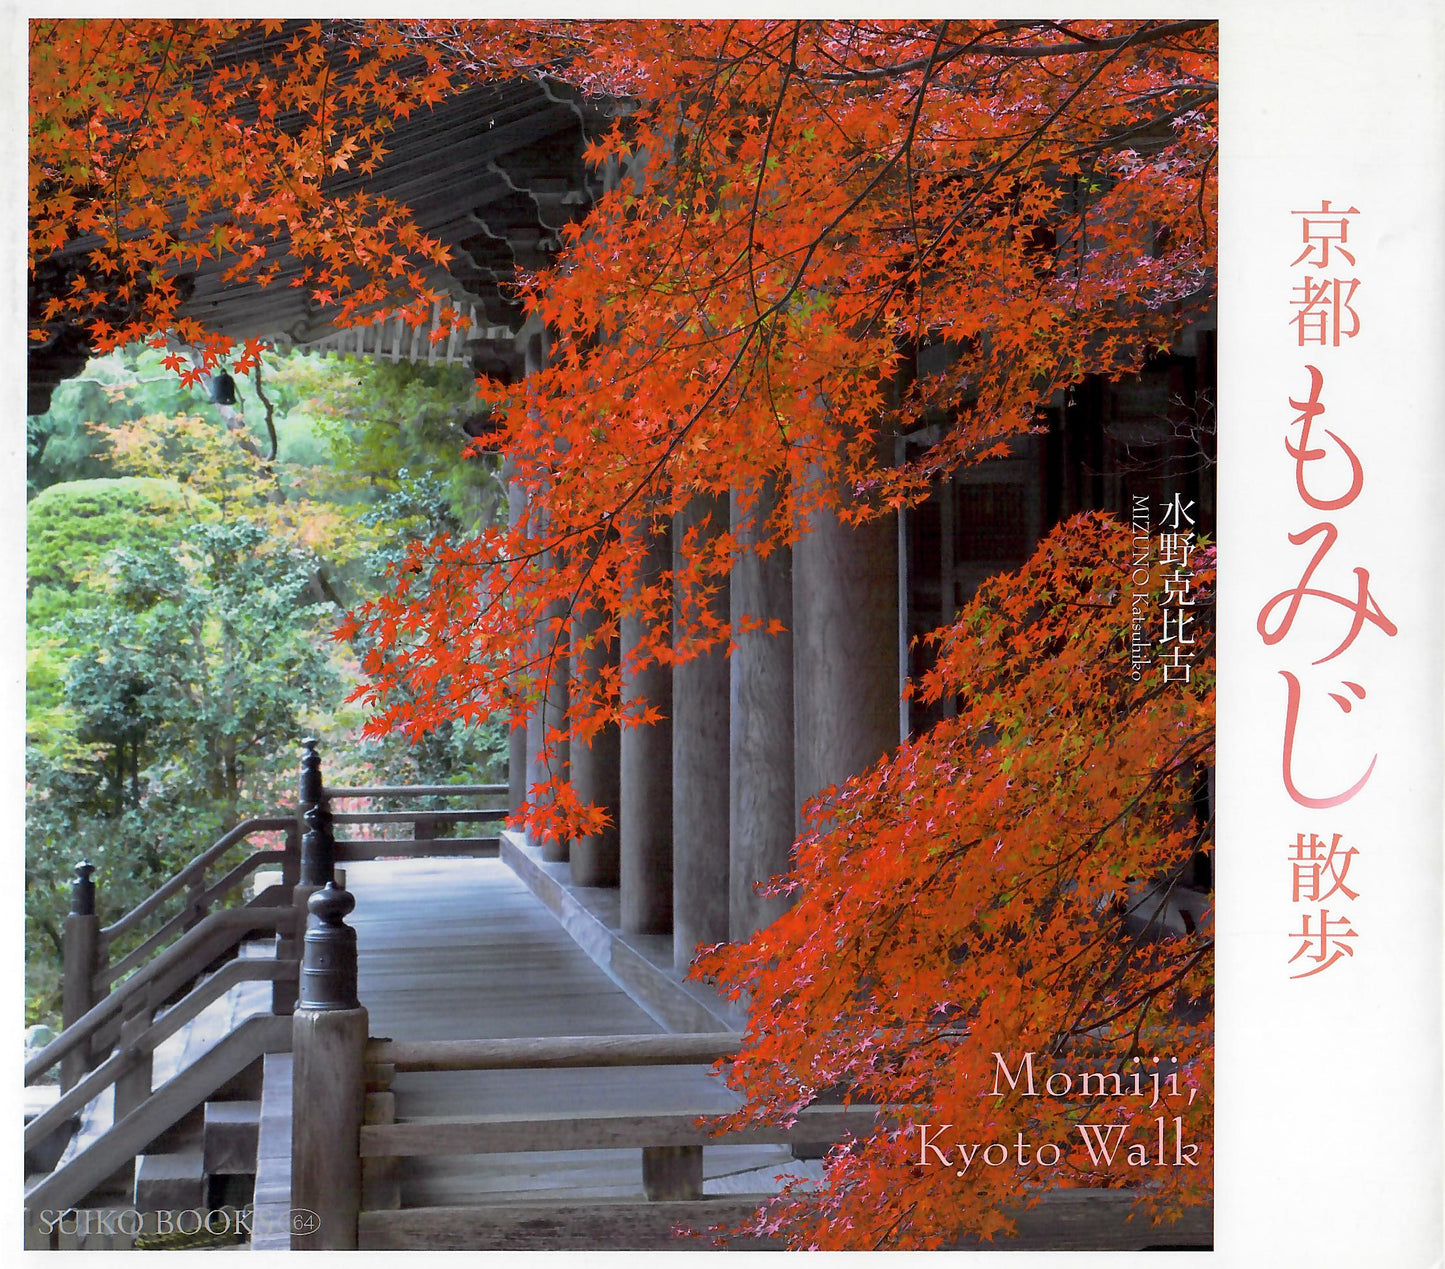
left=203, top=1098, right=261, bottom=1175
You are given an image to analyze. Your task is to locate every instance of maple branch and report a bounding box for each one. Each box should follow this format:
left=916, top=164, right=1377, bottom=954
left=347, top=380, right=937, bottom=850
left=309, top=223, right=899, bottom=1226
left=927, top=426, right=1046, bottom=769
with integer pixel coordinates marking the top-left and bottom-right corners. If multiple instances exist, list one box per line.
left=1071, top=942, right=1211, bottom=1035
left=106, top=24, right=180, bottom=255
left=252, top=360, right=279, bottom=462
left=1061, top=88, right=1217, bottom=158
left=900, top=23, right=951, bottom=339
left=795, top=20, right=1214, bottom=83
left=857, top=30, right=1148, bottom=344
left=743, top=24, right=800, bottom=323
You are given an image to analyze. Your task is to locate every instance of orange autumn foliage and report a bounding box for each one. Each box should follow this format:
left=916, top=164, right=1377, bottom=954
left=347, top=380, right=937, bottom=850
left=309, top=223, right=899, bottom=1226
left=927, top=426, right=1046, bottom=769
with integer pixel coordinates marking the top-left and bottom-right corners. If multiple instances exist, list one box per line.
left=30, top=20, right=1217, bottom=1247
left=694, top=517, right=1213, bottom=1247
left=29, top=19, right=468, bottom=376
left=339, top=18, right=1216, bottom=774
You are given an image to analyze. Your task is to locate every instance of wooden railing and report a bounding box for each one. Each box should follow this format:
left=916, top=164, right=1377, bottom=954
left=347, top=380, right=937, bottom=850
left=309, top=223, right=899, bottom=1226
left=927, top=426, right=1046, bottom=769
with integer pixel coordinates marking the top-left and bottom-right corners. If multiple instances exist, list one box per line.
left=286, top=939, right=879, bottom=1254
left=27, top=907, right=297, bottom=1091
left=100, top=816, right=297, bottom=950
left=57, top=815, right=295, bottom=1090
left=354, top=1032, right=878, bottom=1251
left=24, top=896, right=303, bottom=1216
left=25, top=956, right=295, bottom=1152
left=31, top=737, right=510, bottom=1227
left=325, top=782, right=508, bottom=863
left=281, top=861, right=1212, bottom=1253
left=48, top=743, right=509, bottom=1091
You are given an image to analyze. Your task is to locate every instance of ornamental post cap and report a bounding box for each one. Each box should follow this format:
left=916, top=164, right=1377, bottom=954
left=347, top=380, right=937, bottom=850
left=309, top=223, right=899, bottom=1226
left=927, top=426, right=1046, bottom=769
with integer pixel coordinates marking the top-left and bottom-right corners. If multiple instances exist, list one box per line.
left=308, top=881, right=355, bottom=925
left=70, top=861, right=98, bottom=916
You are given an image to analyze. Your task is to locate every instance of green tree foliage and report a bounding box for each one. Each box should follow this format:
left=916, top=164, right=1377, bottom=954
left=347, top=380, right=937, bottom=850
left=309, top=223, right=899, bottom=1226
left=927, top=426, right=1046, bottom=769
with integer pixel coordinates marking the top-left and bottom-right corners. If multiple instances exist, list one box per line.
left=25, top=520, right=339, bottom=1022
left=24, top=350, right=512, bottom=1025
left=66, top=520, right=338, bottom=811
left=27, top=476, right=211, bottom=626
left=330, top=473, right=512, bottom=787
left=270, top=353, right=503, bottom=537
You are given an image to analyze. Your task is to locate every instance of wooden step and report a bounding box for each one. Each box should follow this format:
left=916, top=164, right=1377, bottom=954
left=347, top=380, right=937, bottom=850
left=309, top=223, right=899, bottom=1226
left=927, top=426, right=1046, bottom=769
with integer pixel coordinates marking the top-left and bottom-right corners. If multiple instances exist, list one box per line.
left=251, top=1052, right=295, bottom=1251
left=203, top=1098, right=261, bottom=1175
left=134, top=1142, right=206, bottom=1212
left=147, top=1104, right=204, bottom=1154
left=25, top=1084, right=75, bottom=1174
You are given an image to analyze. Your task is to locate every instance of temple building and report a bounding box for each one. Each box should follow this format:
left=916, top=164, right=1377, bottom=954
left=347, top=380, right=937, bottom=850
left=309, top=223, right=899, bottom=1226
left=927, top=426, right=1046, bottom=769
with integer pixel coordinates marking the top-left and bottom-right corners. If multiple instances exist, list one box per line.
left=25, top=60, right=1214, bottom=1251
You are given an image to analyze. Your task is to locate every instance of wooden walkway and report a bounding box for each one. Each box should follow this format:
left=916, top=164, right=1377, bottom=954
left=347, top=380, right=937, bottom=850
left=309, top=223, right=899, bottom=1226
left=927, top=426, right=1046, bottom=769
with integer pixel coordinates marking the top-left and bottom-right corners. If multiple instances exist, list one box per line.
left=345, top=857, right=816, bottom=1209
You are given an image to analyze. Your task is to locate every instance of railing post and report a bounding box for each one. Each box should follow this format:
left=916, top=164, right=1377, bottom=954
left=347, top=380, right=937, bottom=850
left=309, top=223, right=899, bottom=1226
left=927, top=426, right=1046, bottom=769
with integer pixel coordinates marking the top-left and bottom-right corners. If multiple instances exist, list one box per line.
left=61, top=862, right=101, bottom=1093
left=288, top=739, right=335, bottom=1016
left=282, top=820, right=302, bottom=890
left=182, top=871, right=209, bottom=932
left=642, top=1144, right=703, bottom=1201
left=113, top=1002, right=155, bottom=1123
left=291, top=882, right=368, bottom=1250
left=274, top=818, right=302, bottom=1016
left=298, top=738, right=335, bottom=888
left=299, top=735, right=322, bottom=809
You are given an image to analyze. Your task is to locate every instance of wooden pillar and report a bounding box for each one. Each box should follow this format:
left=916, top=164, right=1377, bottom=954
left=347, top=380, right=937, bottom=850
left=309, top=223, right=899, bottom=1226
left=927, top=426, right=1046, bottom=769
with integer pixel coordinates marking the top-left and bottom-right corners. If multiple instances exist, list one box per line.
left=540, top=597, right=571, bottom=864
left=519, top=327, right=563, bottom=850
left=113, top=1006, right=154, bottom=1123
left=672, top=495, right=730, bottom=968
left=620, top=518, right=673, bottom=935
left=523, top=608, right=568, bottom=855
left=525, top=594, right=571, bottom=861
left=60, top=862, right=101, bottom=1093
left=524, top=673, right=546, bottom=837
left=291, top=883, right=367, bottom=1251
left=792, top=468, right=900, bottom=816
left=506, top=463, right=529, bottom=817
left=569, top=603, right=621, bottom=886
left=729, top=482, right=796, bottom=941
left=509, top=719, right=529, bottom=818
left=520, top=487, right=571, bottom=860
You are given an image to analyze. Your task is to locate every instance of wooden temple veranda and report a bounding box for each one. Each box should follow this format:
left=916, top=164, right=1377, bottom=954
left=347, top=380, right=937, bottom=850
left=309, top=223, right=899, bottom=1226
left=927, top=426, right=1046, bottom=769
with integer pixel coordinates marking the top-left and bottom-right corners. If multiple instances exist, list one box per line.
left=23, top=744, right=1213, bottom=1251
left=24, top=47, right=1216, bottom=1254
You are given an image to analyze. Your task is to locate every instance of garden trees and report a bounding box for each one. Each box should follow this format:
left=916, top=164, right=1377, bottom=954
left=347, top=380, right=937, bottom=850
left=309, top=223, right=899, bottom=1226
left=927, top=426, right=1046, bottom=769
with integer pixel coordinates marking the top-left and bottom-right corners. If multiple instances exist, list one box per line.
left=23, top=344, right=509, bottom=1022
left=29, top=19, right=1216, bottom=1245
left=25, top=515, right=338, bottom=1019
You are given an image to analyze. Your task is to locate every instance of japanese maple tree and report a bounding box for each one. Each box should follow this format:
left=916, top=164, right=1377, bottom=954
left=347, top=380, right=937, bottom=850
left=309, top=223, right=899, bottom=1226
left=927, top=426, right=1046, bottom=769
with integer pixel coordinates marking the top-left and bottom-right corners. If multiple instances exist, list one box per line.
left=695, top=519, right=1213, bottom=1247
left=29, top=18, right=467, bottom=380
left=29, top=19, right=1217, bottom=1248
left=345, top=21, right=1216, bottom=762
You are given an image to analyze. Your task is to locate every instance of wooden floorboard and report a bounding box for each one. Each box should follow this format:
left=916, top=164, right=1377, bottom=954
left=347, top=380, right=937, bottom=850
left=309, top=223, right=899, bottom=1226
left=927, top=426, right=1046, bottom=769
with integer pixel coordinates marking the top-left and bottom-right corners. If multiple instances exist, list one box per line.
left=341, top=859, right=1211, bottom=1250
left=344, top=858, right=789, bottom=1220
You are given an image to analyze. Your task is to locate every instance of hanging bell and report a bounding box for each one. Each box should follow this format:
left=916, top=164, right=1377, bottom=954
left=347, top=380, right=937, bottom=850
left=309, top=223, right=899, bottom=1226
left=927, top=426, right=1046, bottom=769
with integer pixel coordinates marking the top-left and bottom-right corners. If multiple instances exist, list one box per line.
left=208, top=371, right=237, bottom=406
